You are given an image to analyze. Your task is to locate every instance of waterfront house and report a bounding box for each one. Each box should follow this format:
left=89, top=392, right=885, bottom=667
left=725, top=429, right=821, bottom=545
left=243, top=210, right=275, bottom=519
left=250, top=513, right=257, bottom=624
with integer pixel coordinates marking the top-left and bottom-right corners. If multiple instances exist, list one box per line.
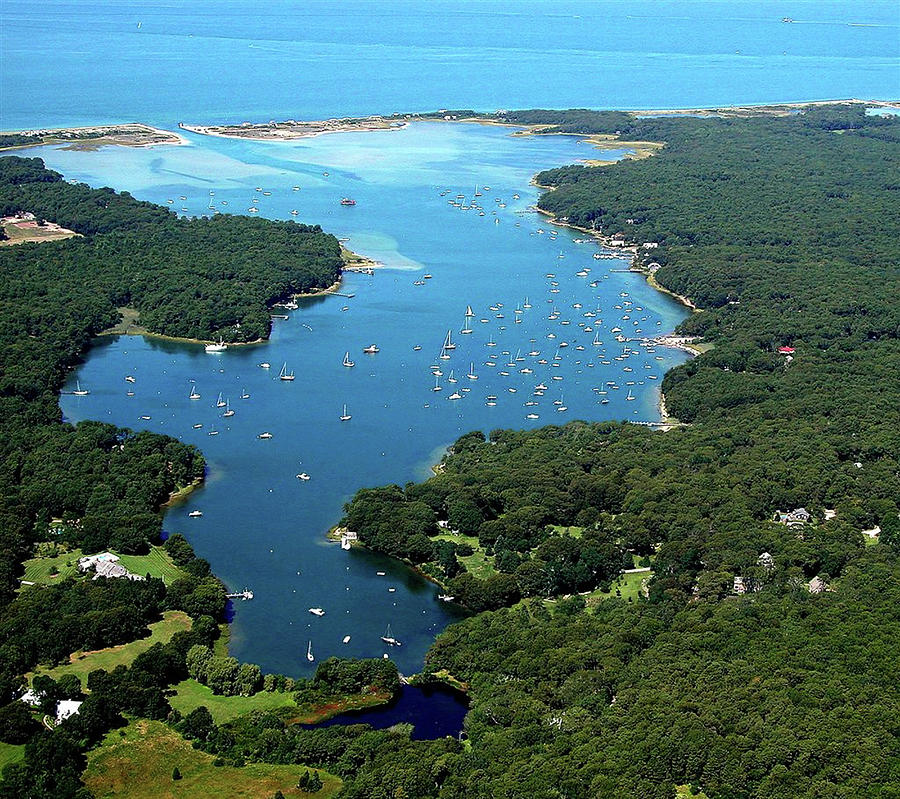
left=55, top=700, right=83, bottom=724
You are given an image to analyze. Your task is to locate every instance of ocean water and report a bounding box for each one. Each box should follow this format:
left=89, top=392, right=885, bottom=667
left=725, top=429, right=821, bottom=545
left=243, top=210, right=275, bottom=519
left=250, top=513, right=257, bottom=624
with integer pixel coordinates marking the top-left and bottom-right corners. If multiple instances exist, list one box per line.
left=49, top=121, right=690, bottom=677
left=1, top=0, right=897, bottom=130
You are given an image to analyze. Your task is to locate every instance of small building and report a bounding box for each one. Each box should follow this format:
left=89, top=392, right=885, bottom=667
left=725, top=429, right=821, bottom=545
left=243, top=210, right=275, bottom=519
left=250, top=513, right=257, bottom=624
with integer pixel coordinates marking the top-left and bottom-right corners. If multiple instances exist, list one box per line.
left=641, top=242, right=659, bottom=249
left=777, top=346, right=795, bottom=354
left=823, top=509, right=837, bottom=520
left=733, top=576, right=747, bottom=595
left=55, top=700, right=83, bottom=724
left=19, top=688, right=41, bottom=707
left=774, top=508, right=811, bottom=526
left=808, top=576, right=828, bottom=594
left=757, top=552, right=775, bottom=573
left=861, top=526, right=881, bottom=540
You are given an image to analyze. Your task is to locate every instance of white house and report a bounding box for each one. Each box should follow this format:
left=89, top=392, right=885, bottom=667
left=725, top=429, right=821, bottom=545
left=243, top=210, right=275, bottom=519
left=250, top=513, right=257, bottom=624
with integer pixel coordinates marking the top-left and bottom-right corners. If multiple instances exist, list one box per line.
left=55, top=700, right=83, bottom=724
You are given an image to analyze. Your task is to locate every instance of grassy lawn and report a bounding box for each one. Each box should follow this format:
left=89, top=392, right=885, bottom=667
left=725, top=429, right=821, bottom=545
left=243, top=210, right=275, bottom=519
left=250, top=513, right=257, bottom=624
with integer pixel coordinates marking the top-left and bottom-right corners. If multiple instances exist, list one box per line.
left=434, top=532, right=497, bottom=579
left=586, top=569, right=649, bottom=606
left=675, top=785, right=709, bottom=799
left=549, top=525, right=584, bottom=538
left=84, top=720, right=341, bottom=799
left=21, top=545, right=185, bottom=588
left=32, top=611, right=192, bottom=686
left=117, top=547, right=186, bottom=583
left=0, top=742, right=25, bottom=772
left=169, top=679, right=299, bottom=724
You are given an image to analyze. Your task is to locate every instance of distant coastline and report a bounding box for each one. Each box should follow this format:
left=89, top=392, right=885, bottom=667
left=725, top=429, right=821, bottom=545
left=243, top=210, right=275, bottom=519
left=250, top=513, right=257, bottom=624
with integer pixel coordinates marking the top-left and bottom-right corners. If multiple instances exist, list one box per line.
left=177, top=98, right=899, bottom=143
left=0, top=123, right=187, bottom=151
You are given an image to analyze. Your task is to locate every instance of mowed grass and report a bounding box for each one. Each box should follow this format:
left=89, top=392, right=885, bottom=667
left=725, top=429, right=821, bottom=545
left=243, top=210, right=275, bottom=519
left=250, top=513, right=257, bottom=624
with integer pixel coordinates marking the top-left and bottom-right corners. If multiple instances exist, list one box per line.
left=0, top=742, right=25, bottom=772
left=21, top=547, right=83, bottom=584
left=169, top=679, right=299, bottom=724
left=32, top=611, right=192, bottom=686
left=434, top=532, right=497, bottom=579
left=586, top=569, right=650, bottom=606
left=117, top=547, right=186, bottom=583
left=84, top=720, right=341, bottom=799
left=21, top=545, right=185, bottom=587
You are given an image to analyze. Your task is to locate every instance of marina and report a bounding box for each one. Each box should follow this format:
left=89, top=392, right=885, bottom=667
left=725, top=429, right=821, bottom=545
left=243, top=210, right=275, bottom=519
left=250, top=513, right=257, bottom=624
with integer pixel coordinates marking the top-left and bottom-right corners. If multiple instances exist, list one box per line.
left=52, top=120, right=690, bottom=677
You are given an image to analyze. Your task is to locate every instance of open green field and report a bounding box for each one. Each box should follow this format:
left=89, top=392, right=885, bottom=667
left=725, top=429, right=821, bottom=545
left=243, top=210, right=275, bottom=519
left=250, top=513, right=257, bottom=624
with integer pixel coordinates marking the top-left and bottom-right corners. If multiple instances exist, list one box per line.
left=20, top=545, right=185, bottom=588
left=586, top=569, right=650, bottom=606
left=32, top=611, right=192, bottom=685
left=84, top=720, right=341, bottom=798
left=169, top=679, right=299, bottom=724
left=21, top=547, right=83, bottom=584
left=434, top=532, right=497, bottom=579
left=676, top=785, right=709, bottom=799
left=0, top=742, right=25, bottom=772
left=117, top=547, right=186, bottom=582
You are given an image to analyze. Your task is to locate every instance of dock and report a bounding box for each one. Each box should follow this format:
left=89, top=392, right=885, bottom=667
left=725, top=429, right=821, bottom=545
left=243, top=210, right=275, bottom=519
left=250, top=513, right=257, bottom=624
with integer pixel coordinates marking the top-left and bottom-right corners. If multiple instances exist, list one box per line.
left=226, top=589, right=254, bottom=601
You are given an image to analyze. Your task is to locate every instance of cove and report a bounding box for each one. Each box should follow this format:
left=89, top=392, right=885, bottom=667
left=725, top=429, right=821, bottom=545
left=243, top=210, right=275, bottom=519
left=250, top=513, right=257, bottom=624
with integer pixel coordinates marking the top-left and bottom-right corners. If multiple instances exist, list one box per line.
left=51, top=121, right=691, bottom=680
left=304, top=684, right=469, bottom=740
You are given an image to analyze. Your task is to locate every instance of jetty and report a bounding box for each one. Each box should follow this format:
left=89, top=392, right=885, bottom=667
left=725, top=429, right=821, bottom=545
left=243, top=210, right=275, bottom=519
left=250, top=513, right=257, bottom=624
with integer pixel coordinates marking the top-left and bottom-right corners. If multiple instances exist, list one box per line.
left=225, top=589, right=254, bottom=601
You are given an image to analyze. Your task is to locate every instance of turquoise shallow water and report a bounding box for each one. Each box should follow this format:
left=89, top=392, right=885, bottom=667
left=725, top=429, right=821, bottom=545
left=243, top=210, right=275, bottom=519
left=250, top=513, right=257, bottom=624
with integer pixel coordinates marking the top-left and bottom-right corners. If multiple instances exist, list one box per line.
left=49, top=121, right=691, bottom=676
left=1, top=0, right=897, bottom=130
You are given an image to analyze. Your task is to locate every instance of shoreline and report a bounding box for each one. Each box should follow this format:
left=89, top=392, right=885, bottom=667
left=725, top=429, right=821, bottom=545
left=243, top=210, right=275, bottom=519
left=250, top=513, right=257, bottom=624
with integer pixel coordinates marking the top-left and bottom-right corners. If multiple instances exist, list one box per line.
left=176, top=98, right=899, bottom=144
left=0, top=123, right=188, bottom=152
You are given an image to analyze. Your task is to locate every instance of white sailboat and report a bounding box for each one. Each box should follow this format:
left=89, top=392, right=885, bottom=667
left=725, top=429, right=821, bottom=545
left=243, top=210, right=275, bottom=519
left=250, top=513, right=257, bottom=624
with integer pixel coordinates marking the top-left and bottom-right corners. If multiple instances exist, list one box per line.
left=279, top=363, right=295, bottom=381
left=205, top=339, right=227, bottom=353
left=343, top=351, right=355, bottom=368
left=486, top=334, right=496, bottom=347
left=223, top=400, right=234, bottom=418
left=626, top=389, right=635, bottom=401
left=381, top=624, right=401, bottom=646
left=306, top=641, right=314, bottom=662
left=240, top=389, right=250, bottom=399
left=467, top=362, right=478, bottom=380
left=72, top=380, right=89, bottom=396
left=340, top=404, right=351, bottom=421
left=465, top=305, right=475, bottom=317
left=216, top=392, right=226, bottom=408
left=460, top=316, right=473, bottom=335
left=188, top=385, right=201, bottom=400
left=443, top=329, right=456, bottom=351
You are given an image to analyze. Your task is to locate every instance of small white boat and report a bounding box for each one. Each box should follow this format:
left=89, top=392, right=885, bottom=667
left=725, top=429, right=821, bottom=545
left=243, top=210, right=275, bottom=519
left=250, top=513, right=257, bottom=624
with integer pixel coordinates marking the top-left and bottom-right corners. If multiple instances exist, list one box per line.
left=342, top=635, right=351, bottom=643
left=297, top=472, right=311, bottom=481
left=362, top=344, right=379, bottom=354
left=205, top=339, right=227, bottom=353
left=188, top=510, right=203, bottom=517
left=437, top=594, right=455, bottom=602
left=342, top=351, right=355, bottom=368
left=240, top=389, right=250, bottom=399
left=257, top=432, right=273, bottom=439
left=279, top=363, right=295, bottom=381
left=189, top=386, right=201, bottom=400
left=223, top=400, right=234, bottom=418
left=216, top=392, right=226, bottom=408
left=340, top=404, right=351, bottom=421
left=259, top=362, right=271, bottom=369
left=124, top=375, right=136, bottom=383
left=448, top=391, right=462, bottom=400
left=467, top=363, right=478, bottom=380
left=306, top=641, right=314, bottom=662
left=72, top=381, right=89, bottom=396
left=309, top=607, right=325, bottom=616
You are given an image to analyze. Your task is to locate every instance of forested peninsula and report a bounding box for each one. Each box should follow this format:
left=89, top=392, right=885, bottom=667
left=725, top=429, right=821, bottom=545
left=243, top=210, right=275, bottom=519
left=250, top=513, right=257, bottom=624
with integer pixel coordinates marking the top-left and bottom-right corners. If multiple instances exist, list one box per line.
left=0, top=103, right=898, bottom=798
left=338, top=104, right=900, bottom=797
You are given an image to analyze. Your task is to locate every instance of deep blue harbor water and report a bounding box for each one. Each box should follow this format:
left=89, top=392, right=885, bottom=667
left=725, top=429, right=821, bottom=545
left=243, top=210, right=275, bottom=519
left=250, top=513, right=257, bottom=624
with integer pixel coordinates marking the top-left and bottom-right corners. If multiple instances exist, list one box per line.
left=3, top=0, right=896, bottom=737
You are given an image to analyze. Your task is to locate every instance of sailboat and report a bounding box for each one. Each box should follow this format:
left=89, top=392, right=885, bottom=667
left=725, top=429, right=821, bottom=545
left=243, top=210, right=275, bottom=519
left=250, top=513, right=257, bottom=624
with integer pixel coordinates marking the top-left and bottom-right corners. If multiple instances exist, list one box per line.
left=188, top=385, right=201, bottom=400
left=467, top=363, right=478, bottom=380
left=486, top=334, right=496, bottom=347
left=306, top=641, right=314, bottom=662
left=381, top=624, right=401, bottom=646
left=443, top=329, right=456, bottom=351
left=465, top=305, right=475, bottom=317
left=340, top=404, right=351, bottom=421
left=523, top=296, right=532, bottom=309
left=626, top=389, right=635, bottom=401
left=216, top=392, right=226, bottom=408
left=205, top=339, right=227, bottom=353
left=432, top=375, right=442, bottom=392
left=279, top=363, right=295, bottom=381
left=342, top=351, right=355, bottom=368
left=240, top=389, right=250, bottom=399
left=222, top=400, right=234, bottom=418
left=72, top=380, right=89, bottom=396
left=460, top=316, right=473, bottom=335
left=447, top=370, right=457, bottom=383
